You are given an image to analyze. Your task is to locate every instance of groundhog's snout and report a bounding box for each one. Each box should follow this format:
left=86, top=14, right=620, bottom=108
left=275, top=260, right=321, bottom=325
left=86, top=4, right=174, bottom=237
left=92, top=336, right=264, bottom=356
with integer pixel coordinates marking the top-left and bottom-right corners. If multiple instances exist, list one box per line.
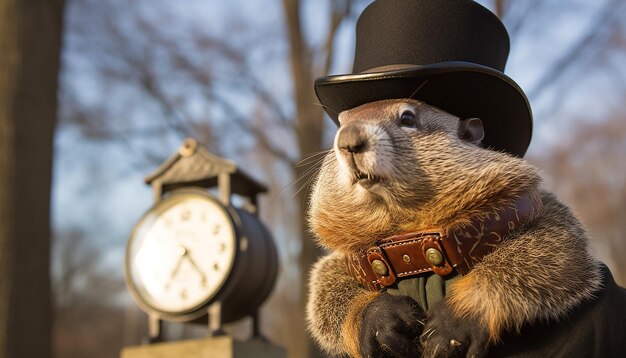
left=334, top=122, right=393, bottom=189
left=337, top=124, right=369, bottom=154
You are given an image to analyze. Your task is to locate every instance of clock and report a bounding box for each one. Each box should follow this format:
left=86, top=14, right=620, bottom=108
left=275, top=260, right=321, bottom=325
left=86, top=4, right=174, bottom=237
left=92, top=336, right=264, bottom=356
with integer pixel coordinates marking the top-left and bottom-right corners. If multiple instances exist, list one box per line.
left=124, top=138, right=278, bottom=341
left=125, top=187, right=277, bottom=323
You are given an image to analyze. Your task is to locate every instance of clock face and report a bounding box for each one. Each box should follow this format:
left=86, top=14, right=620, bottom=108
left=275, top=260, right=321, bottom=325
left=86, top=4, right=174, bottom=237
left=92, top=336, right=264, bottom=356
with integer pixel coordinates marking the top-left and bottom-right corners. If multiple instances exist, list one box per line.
left=127, top=191, right=236, bottom=314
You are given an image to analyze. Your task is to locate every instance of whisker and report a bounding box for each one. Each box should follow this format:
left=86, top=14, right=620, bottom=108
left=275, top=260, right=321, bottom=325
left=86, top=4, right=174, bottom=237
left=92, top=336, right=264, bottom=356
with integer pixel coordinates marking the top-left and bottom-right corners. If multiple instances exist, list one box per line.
left=276, top=159, right=325, bottom=198
left=409, top=79, right=430, bottom=100
left=290, top=162, right=325, bottom=199
left=313, top=102, right=339, bottom=116
left=292, top=172, right=318, bottom=199
left=296, top=149, right=332, bottom=167
left=295, top=157, right=326, bottom=169
left=295, top=155, right=328, bottom=173
left=298, top=161, right=325, bottom=180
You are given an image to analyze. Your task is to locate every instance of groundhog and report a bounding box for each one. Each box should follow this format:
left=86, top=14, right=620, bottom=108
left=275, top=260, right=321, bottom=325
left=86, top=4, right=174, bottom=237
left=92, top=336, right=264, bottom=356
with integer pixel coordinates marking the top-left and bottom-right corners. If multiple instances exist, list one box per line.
left=306, top=99, right=626, bottom=357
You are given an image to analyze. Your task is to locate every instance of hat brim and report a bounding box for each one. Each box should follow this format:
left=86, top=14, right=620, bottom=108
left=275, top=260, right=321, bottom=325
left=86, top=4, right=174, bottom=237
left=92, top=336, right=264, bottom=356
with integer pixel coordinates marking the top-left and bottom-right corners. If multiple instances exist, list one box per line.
left=315, top=62, right=532, bottom=157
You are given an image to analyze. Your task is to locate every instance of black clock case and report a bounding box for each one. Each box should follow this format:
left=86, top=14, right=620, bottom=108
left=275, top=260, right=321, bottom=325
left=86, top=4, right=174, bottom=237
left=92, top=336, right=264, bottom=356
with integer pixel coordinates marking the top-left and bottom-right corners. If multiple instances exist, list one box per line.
left=216, top=201, right=279, bottom=323
left=125, top=188, right=279, bottom=324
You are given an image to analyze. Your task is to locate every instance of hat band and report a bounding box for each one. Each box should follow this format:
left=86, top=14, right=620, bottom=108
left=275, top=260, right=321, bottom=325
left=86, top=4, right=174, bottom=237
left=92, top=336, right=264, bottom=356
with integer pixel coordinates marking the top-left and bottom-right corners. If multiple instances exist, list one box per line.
left=361, top=64, right=422, bottom=74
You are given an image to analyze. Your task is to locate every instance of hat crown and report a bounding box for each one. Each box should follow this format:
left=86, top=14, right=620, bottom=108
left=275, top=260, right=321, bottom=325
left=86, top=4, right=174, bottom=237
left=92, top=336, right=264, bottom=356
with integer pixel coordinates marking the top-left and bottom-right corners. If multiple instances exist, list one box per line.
left=353, top=0, right=510, bottom=73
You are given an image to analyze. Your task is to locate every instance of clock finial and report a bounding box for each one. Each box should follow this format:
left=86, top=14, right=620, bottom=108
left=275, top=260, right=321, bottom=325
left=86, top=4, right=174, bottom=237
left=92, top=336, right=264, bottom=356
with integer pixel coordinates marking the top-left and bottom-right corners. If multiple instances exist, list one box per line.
left=178, top=138, right=198, bottom=157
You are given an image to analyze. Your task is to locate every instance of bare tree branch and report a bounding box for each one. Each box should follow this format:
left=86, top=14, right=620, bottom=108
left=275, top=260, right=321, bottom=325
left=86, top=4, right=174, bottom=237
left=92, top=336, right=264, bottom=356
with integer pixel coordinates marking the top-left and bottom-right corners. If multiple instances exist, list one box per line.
left=322, top=0, right=352, bottom=75
left=527, top=0, right=626, bottom=100
left=503, top=0, right=542, bottom=40
left=211, top=91, right=295, bottom=164
left=493, top=0, right=506, bottom=19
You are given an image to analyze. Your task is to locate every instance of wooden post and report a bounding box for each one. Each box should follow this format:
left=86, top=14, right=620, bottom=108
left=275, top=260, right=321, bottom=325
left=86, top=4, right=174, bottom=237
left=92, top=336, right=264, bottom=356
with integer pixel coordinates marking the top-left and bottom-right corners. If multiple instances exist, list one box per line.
left=218, top=172, right=231, bottom=206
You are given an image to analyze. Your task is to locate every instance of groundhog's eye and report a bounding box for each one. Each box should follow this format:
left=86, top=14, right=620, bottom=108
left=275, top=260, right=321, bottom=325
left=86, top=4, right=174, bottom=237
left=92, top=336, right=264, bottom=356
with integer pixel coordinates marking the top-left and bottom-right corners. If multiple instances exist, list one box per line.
left=399, top=110, right=416, bottom=127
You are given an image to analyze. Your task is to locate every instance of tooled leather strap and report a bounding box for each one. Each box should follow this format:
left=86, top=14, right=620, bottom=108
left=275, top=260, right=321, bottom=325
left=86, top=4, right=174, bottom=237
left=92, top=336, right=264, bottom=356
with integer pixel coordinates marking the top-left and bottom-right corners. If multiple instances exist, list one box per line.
left=346, top=194, right=544, bottom=291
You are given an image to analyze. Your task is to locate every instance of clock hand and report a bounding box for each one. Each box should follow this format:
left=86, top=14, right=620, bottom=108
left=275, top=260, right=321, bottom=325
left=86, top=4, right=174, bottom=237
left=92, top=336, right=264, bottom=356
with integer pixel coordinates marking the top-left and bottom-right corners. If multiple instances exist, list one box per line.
left=164, top=246, right=187, bottom=290
left=184, top=251, right=207, bottom=285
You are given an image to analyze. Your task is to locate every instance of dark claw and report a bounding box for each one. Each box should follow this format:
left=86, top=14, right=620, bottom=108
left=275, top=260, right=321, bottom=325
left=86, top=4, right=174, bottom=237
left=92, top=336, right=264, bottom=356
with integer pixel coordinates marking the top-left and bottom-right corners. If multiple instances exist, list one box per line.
left=359, top=293, right=426, bottom=358
left=421, top=301, right=490, bottom=358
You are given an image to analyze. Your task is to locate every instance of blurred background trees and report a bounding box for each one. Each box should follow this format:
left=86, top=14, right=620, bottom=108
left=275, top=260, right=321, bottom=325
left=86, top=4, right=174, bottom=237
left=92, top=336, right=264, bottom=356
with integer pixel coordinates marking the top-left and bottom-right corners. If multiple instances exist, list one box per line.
left=18, top=0, right=624, bottom=357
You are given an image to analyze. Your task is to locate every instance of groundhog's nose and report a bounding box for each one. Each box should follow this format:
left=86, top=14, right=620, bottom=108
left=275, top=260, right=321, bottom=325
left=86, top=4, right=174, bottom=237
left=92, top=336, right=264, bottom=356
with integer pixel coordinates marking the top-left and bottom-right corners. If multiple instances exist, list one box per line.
left=337, top=124, right=368, bottom=154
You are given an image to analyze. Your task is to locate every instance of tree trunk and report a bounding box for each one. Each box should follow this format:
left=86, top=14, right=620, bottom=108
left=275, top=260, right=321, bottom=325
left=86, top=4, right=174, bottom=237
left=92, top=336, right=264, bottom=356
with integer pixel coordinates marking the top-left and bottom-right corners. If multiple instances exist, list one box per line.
left=281, top=0, right=327, bottom=356
left=0, top=1, right=64, bottom=357
left=293, top=73, right=326, bottom=358
left=493, top=0, right=506, bottom=18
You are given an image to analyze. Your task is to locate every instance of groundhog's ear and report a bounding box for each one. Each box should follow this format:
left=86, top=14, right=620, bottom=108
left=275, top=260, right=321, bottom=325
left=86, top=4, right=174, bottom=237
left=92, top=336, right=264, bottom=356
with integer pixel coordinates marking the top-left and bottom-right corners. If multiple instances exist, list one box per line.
left=458, top=118, right=484, bottom=146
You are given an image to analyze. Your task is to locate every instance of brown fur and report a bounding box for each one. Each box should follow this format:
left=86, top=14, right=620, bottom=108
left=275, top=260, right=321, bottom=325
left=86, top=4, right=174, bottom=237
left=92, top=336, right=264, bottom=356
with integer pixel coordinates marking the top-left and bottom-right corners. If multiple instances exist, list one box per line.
left=306, top=252, right=369, bottom=356
left=448, top=191, right=601, bottom=342
left=306, top=99, right=602, bottom=355
left=309, top=100, right=541, bottom=254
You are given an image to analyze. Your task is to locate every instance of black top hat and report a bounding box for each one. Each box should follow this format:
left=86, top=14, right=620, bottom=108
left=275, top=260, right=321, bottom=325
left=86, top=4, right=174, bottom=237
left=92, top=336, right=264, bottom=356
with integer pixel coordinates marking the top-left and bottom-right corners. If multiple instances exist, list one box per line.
left=315, top=0, right=532, bottom=157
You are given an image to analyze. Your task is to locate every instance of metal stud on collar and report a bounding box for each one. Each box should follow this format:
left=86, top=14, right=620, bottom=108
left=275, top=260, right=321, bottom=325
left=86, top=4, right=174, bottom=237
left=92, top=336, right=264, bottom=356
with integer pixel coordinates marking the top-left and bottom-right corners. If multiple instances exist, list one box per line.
left=425, top=248, right=444, bottom=266
left=371, top=259, right=389, bottom=276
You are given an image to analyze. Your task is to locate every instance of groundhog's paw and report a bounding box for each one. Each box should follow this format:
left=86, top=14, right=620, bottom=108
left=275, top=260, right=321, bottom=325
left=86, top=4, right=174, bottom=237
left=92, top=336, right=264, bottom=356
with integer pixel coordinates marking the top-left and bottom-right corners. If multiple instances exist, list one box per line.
left=359, top=293, right=425, bottom=358
left=421, top=301, right=489, bottom=358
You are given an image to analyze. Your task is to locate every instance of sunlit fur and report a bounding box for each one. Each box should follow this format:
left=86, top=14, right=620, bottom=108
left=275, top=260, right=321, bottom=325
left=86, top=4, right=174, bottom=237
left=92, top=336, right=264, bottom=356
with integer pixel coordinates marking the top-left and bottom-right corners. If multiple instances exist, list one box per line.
left=306, top=99, right=602, bottom=356
left=310, top=99, right=540, bottom=254
left=305, top=252, right=380, bottom=357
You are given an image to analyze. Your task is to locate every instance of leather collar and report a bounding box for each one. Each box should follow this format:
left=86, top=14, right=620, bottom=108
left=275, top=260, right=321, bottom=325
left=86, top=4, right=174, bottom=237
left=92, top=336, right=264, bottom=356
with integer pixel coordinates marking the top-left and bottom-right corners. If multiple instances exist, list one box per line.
left=346, top=194, right=544, bottom=291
